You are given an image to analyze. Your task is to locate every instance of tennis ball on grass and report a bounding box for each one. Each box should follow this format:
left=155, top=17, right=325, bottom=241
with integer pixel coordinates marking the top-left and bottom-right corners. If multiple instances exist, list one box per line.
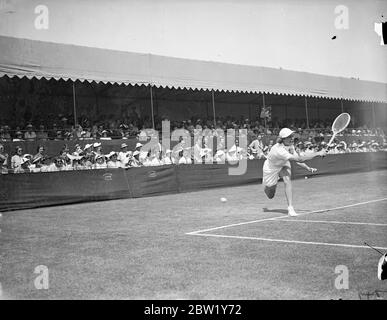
left=220, top=197, right=227, bottom=202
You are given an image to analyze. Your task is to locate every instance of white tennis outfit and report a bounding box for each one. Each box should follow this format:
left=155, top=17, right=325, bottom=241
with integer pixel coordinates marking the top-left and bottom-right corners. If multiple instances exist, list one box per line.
left=262, top=143, right=293, bottom=187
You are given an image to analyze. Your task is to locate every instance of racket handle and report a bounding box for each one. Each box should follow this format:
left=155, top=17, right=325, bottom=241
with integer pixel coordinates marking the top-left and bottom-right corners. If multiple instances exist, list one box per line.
left=327, top=134, right=336, bottom=148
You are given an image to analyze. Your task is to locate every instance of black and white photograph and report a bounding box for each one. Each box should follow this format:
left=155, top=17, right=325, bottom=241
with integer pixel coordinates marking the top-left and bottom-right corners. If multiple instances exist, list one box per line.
left=0, top=0, right=387, bottom=306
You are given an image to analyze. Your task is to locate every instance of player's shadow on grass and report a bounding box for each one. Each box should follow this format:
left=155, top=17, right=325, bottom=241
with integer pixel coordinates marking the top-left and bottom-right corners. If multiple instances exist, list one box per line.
left=263, top=208, right=288, bottom=214
left=263, top=208, right=309, bottom=215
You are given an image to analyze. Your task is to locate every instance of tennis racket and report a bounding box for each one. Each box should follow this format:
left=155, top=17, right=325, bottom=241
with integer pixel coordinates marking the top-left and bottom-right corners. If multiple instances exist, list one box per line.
left=327, top=113, right=351, bottom=148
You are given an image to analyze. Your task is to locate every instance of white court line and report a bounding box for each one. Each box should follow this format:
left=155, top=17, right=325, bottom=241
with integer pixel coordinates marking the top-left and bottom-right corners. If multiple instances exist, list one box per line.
left=296, top=197, right=387, bottom=215
left=278, top=219, right=387, bottom=227
left=186, top=215, right=288, bottom=235
left=190, top=233, right=387, bottom=251
left=186, top=197, right=387, bottom=235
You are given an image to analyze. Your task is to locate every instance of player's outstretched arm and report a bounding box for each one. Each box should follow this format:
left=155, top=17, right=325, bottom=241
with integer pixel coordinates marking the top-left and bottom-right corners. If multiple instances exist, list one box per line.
left=289, top=150, right=325, bottom=162
left=296, top=162, right=317, bottom=172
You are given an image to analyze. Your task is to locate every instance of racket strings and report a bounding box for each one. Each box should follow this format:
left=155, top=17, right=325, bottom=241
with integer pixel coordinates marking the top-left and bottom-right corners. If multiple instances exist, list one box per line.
left=332, top=113, right=350, bottom=133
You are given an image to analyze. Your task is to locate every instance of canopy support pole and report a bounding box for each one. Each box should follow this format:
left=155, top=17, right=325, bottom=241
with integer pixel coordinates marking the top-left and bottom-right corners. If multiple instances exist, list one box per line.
left=150, top=85, right=155, bottom=129
left=262, top=92, right=266, bottom=129
left=212, top=90, right=216, bottom=127
left=304, top=96, right=309, bottom=129
left=72, top=82, right=77, bottom=127
left=372, top=103, right=376, bottom=129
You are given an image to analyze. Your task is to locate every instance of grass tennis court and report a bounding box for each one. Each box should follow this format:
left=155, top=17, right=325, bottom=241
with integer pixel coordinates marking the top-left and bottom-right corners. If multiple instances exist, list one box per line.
left=1, top=170, right=387, bottom=300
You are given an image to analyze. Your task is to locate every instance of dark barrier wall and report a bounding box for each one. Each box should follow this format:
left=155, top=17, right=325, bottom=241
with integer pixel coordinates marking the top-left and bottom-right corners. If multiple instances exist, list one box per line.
left=1, top=152, right=387, bottom=211
left=0, top=169, right=131, bottom=211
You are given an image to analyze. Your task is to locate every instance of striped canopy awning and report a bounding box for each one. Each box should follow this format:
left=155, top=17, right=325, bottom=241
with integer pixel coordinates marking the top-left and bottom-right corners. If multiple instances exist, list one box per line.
left=0, top=35, right=386, bottom=103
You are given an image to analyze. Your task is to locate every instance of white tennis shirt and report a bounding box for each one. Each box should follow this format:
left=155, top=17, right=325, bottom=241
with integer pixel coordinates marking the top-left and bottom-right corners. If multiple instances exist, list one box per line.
left=262, top=143, right=293, bottom=187
left=266, top=143, right=293, bottom=168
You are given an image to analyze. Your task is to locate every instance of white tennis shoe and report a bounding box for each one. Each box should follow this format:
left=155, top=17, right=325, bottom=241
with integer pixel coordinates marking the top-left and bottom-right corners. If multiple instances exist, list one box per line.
left=288, top=206, right=298, bottom=217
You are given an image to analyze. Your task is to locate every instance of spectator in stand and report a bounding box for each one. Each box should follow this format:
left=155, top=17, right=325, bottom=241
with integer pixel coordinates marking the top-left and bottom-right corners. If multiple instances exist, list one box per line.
left=36, top=125, right=48, bottom=140
left=266, top=139, right=274, bottom=152
left=337, top=142, right=347, bottom=153
left=47, top=157, right=65, bottom=172
left=303, top=141, right=315, bottom=154
left=193, top=139, right=204, bottom=164
left=54, top=130, right=63, bottom=140
left=71, top=155, right=83, bottom=171
left=32, top=146, right=45, bottom=167
left=118, top=143, right=130, bottom=167
left=95, top=125, right=103, bottom=139
left=117, top=124, right=128, bottom=139
left=11, top=146, right=24, bottom=172
left=60, top=144, right=70, bottom=158
left=72, top=144, right=83, bottom=156
left=94, top=154, right=107, bottom=169
left=148, top=151, right=162, bottom=166
left=63, top=154, right=74, bottom=171
left=13, top=130, right=24, bottom=142
left=124, top=151, right=133, bottom=167
left=358, top=141, right=367, bottom=152
left=249, top=134, right=265, bottom=159
left=47, top=124, right=57, bottom=140
left=349, top=142, right=359, bottom=152
left=141, top=151, right=151, bottom=166
left=107, top=152, right=121, bottom=168
left=83, top=143, right=94, bottom=164
left=73, top=124, right=83, bottom=139
left=160, top=149, right=173, bottom=165
left=39, top=156, right=53, bottom=172
left=93, top=142, right=102, bottom=159
left=371, top=141, right=380, bottom=151
left=130, top=150, right=142, bottom=167
left=214, top=150, right=226, bottom=163
left=91, top=125, right=98, bottom=138
left=295, top=141, right=305, bottom=155
left=0, top=125, right=11, bottom=141
left=326, top=143, right=336, bottom=154
left=100, top=130, right=112, bottom=140
left=4, top=125, right=11, bottom=140
left=24, top=124, right=37, bottom=141
left=178, top=148, right=192, bottom=165
left=79, top=155, right=93, bottom=170
left=135, top=142, right=148, bottom=161
left=81, top=127, right=91, bottom=140
left=226, top=145, right=239, bottom=163
left=0, top=143, right=8, bottom=174
left=202, top=147, right=213, bottom=163
left=0, top=127, right=6, bottom=141
left=30, top=156, right=43, bottom=173
left=15, top=157, right=32, bottom=174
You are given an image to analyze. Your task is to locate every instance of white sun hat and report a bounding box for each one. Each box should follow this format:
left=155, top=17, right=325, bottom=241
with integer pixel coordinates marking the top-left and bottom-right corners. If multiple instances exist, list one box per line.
left=278, top=128, right=294, bottom=138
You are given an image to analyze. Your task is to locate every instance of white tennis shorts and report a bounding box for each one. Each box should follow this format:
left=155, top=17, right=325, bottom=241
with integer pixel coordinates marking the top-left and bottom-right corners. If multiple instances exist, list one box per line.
left=262, top=160, right=291, bottom=187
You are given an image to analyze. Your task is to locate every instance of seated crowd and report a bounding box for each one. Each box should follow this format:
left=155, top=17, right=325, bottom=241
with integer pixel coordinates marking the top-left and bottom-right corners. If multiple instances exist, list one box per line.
left=0, top=114, right=385, bottom=142
left=0, top=130, right=386, bottom=174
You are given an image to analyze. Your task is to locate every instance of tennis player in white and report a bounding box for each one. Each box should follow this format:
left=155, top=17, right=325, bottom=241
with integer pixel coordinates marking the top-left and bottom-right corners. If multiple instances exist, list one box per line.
left=263, top=128, right=326, bottom=216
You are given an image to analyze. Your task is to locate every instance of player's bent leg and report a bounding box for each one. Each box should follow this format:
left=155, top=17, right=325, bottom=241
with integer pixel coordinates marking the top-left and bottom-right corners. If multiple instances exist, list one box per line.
left=264, top=184, right=277, bottom=199
left=281, top=168, right=298, bottom=216
left=282, top=175, right=292, bottom=206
